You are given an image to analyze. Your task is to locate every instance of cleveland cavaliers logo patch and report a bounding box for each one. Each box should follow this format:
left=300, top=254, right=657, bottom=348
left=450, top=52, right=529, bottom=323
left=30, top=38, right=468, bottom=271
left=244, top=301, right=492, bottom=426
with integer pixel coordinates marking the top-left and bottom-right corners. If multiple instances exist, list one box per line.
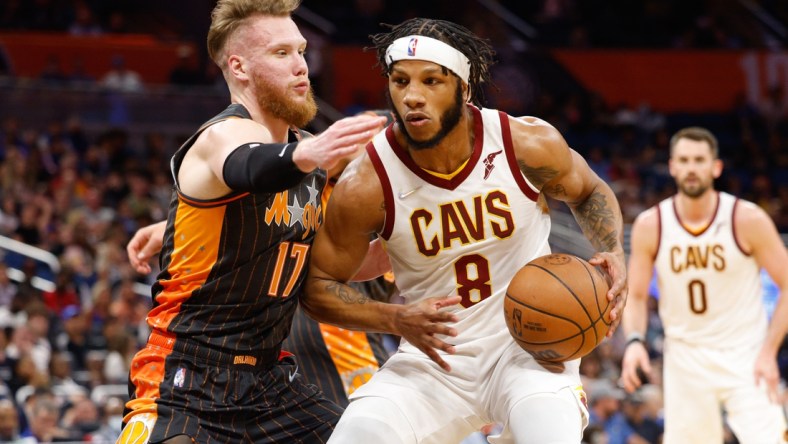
left=483, top=150, right=503, bottom=180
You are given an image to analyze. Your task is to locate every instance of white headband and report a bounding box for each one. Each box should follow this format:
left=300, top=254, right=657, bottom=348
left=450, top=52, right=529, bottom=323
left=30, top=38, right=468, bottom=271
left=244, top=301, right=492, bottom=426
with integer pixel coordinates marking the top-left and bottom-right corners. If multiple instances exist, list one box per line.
left=385, top=35, right=470, bottom=84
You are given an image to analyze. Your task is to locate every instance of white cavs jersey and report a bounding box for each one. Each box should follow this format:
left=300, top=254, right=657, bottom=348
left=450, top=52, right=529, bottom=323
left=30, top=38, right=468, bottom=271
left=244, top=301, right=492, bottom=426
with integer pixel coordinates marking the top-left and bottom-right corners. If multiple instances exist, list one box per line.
left=654, top=192, right=767, bottom=348
left=346, top=108, right=584, bottom=443
left=366, top=106, right=552, bottom=346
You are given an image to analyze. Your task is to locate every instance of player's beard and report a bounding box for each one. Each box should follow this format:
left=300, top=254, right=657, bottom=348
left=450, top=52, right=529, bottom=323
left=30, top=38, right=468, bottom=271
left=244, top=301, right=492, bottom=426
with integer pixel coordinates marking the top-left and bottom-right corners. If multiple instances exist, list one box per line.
left=678, top=175, right=711, bottom=198
left=253, top=74, right=318, bottom=129
left=388, top=82, right=464, bottom=151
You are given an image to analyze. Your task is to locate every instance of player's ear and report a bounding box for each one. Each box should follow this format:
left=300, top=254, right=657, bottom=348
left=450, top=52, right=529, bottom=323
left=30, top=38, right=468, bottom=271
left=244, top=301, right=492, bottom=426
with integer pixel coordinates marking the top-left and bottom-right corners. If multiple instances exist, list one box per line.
left=462, top=80, right=471, bottom=103
left=712, top=159, right=723, bottom=179
left=227, top=54, right=247, bottom=81
left=668, top=158, right=677, bottom=178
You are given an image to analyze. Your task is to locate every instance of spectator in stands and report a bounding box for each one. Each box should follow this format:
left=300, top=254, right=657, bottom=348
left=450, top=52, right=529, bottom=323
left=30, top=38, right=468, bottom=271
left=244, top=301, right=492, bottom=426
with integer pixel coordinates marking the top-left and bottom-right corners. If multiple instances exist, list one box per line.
left=582, top=424, right=609, bottom=444
left=102, top=330, right=135, bottom=384
left=610, top=391, right=663, bottom=444
left=19, top=391, right=67, bottom=443
left=108, top=279, right=149, bottom=339
left=0, top=398, right=21, bottom=442
left=82, top=350, right=109, bottom=390
left=54, top=306, right=89, bottom=372
left=0, top=327, right=14, bottom=390
left=59, top=396, right=102, bottom=441
left=100, top=55, right=143, bottom=93
left=68, top=2, right=102, bottom=36
left=67, top=187, right=115, bottom=244
left=588, top=379, right=626, bottom=434
left=0, top=195, right=20, bottom=235
left=48, top=351, right=86, bottom=400
left=40, top=270, right=79, bottom=318
left=6, top=353, right=48, bottom=406
left=13, top=205, right=43, bottom=246
left=7, top=306, right=51, bottom=375
left=90, top=395, right=124, bottom=443
left=0, top=263, right=18, bottom=307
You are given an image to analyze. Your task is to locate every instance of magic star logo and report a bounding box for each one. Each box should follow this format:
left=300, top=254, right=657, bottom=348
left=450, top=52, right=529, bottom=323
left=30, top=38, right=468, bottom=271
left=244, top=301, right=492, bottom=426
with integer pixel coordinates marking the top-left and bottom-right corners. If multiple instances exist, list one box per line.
left=264, top=177, right=322, bottom=239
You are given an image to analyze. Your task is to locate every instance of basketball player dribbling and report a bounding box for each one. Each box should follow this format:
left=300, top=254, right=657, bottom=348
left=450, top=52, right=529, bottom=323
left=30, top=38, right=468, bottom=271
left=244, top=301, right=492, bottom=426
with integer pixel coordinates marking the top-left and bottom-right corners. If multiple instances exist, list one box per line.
left=303, top=18, right=628, bottom=444
left=621, top=127, right=788, bottom=443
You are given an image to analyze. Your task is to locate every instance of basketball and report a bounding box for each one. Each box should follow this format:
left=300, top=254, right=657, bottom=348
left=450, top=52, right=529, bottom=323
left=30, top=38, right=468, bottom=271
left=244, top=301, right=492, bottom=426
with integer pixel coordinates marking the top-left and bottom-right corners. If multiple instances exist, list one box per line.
left=504, top=253, right=612, bottom=362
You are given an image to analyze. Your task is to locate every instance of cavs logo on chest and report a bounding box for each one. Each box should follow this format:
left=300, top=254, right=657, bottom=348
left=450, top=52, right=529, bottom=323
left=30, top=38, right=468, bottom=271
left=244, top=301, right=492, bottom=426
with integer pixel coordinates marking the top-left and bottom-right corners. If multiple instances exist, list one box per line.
left=410, top=190, right=514, bottom=257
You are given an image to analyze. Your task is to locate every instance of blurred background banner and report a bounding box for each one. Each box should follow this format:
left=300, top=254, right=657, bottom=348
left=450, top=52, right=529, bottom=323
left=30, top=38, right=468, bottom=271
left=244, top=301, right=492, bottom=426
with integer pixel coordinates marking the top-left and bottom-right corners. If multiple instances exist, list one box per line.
left=552, top=50, right=788, bottom=113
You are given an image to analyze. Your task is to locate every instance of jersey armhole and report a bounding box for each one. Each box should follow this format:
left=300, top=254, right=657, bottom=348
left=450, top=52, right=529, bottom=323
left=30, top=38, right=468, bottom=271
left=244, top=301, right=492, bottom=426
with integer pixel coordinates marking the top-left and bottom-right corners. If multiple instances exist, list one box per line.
left=366, top=143, right=395, bottom=241
left=731, top=198, right=752, bottom=256
left=652, top=204, right=662, bottom=262
left=498, top=111, right=539, bottom=201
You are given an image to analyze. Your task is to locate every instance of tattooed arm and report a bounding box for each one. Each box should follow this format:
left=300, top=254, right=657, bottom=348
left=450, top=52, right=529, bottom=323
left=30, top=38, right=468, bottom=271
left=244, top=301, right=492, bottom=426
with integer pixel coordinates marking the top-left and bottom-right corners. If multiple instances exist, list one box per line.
left=511, top=116, right=627, bottom=336
left=304, top=153, right=460, bottom=371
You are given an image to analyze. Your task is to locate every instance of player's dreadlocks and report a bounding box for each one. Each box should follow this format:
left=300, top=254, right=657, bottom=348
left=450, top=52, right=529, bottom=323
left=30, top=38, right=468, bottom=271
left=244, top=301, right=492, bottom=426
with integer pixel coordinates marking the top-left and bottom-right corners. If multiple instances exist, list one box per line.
left=369, top=18, right=496, bottom=106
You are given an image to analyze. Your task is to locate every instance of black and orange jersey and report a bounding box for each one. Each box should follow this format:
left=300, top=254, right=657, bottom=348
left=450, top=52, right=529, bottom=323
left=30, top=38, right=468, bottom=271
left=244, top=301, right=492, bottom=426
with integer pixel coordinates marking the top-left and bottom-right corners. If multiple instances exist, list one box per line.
left=149, top=104, right=325, bottom=353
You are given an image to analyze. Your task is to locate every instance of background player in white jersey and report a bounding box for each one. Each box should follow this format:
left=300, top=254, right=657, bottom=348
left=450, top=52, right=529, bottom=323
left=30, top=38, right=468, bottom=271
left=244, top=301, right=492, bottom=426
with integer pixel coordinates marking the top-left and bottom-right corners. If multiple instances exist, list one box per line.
left=304, top=18, right=628, bottom=444
left=621, top=126, right=788, bottom=443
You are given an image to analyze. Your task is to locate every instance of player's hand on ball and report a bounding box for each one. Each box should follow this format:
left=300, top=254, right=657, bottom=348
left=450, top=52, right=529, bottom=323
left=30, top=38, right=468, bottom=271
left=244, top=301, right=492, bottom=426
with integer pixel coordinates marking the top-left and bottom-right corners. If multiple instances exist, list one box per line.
left=588, top=251, right=627, bottom=338
left=394, top=295, right=461, bottom=372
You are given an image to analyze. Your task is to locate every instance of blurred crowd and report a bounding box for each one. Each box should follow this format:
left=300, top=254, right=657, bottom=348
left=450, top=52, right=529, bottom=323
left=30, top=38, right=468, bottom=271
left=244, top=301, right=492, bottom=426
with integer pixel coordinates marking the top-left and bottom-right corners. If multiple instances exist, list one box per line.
left=0, top=1, right=786, bottom=443
left=0, top=82, right=785, bottom=444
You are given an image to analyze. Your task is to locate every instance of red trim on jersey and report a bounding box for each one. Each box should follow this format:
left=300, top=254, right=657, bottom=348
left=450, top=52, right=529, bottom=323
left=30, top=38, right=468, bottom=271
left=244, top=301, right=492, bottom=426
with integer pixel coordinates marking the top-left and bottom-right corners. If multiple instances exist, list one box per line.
left=499, top=111, right=539, bottom=202
left=731, top=198, right=752, bottom=256
left=384, top=105, right=484, bottom=191
left=671, top=192, right=720, bottom=237
left=366, top=142, right=395, bottom=240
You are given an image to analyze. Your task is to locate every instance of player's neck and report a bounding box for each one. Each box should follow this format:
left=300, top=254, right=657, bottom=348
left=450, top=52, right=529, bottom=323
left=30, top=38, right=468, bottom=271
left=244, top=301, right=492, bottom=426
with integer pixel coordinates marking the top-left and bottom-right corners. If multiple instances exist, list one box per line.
left=675, top=190, right=718, bottom=226
left=231, top=95, right=291, bottom=142
left=405, top=110, right=474, bottom=174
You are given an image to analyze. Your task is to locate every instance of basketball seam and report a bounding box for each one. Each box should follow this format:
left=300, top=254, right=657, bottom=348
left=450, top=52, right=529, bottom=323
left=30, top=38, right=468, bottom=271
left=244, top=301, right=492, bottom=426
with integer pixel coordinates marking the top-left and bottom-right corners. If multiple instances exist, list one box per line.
left=576, top=258, right=613, bottom=328
left=505, top=292, right=587, bottom=358
left=526, top=262, right=595, bottom=324
left=575, top=257, right=602, bottom=346
left=507, top=256, right=612, bottom=361
left=506, top=291, right=608, bottom=343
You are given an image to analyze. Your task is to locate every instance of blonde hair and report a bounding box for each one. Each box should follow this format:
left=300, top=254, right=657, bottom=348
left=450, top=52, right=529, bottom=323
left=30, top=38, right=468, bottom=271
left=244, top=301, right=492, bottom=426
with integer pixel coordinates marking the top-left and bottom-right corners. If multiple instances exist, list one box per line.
left=207, top=0, right=301, bottom=67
